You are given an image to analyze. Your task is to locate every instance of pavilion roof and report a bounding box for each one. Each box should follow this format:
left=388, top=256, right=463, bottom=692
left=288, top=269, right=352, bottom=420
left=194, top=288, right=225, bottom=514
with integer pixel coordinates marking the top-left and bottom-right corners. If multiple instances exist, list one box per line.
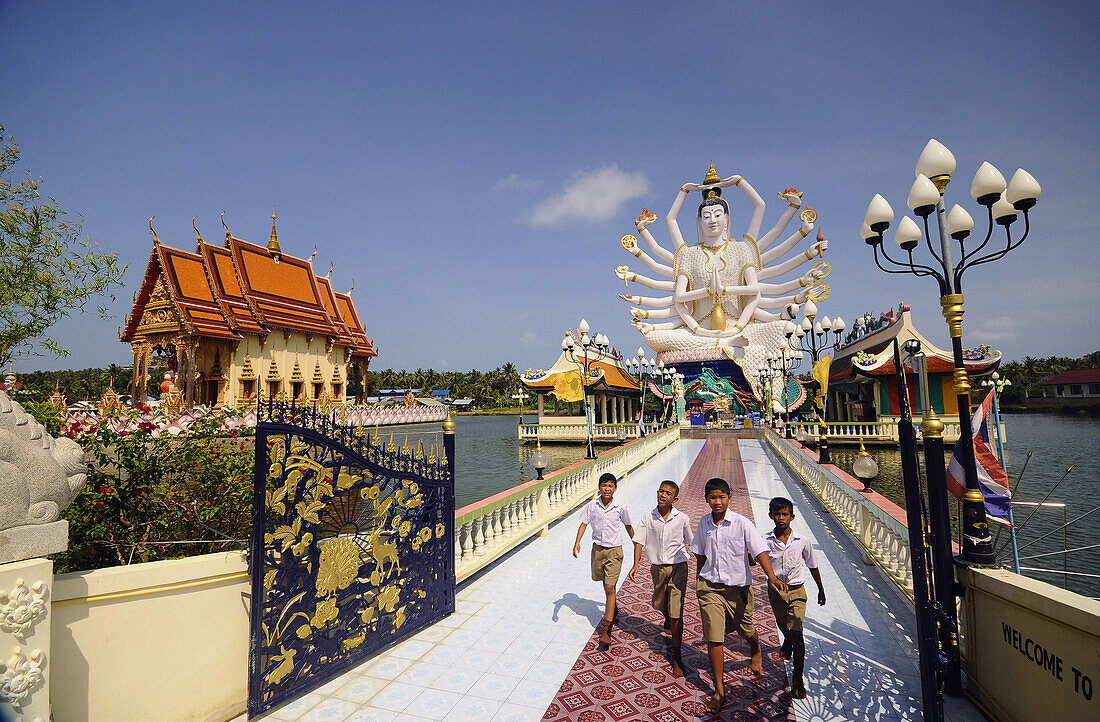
left=521, top=346, right=640, bottom=394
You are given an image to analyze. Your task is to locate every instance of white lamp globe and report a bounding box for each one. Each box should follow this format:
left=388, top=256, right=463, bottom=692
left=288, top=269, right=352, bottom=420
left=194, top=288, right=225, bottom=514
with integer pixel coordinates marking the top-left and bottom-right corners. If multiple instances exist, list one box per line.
left=864, top=194, right=894, bottom=233
left=915, top=139, right=956, bottom=180
left=992, top=192, right=1019, bottom=226
left=946, top=205, right=975, bottom=240
left=1006, top=169, right=1041, bottom=211
left=970, top=162, right=1007, bottom=206
left=894, top=216, right=922, bottom=251
left=907, top=174, right=940, bottom=217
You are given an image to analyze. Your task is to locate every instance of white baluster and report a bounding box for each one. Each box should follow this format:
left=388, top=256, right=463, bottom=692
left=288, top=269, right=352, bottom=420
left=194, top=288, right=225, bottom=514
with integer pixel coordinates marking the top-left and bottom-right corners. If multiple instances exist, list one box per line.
left=455, top=527, right=462, bottom=567
left=460, top=521, right=474, bottom=560
left=473, top=515, right=487, bottom=556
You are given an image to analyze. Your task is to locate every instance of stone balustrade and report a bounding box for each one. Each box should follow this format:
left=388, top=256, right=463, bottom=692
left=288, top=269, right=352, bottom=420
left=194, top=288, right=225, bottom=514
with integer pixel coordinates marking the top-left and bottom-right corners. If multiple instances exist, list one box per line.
left=517, top=421, right=649, bottom=442
left=787, top=419, right=992, bottom=445
left=763, top=427, right=916, bottom=600
left=456, top=425, right=679, bottom=582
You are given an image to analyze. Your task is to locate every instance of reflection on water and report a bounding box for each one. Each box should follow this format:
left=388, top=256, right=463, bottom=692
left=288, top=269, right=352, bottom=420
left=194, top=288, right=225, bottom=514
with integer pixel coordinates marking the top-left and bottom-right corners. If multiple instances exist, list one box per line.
left=824, top=413, right=1099, bottom=599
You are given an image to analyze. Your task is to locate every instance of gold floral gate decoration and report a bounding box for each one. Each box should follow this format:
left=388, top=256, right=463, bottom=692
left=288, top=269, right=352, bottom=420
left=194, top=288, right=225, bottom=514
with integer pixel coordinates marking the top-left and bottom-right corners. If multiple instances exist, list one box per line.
left=248, top=401, right=455, bottom=717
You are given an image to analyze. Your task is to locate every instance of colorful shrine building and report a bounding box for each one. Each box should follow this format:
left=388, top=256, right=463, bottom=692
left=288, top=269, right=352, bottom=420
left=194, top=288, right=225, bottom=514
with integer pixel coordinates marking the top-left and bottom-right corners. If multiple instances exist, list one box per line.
left=120, top=215, right=376, bottom=408
left=825, top=304, right=1000, bottom=423
left=519, top=333, right=642, bottom=442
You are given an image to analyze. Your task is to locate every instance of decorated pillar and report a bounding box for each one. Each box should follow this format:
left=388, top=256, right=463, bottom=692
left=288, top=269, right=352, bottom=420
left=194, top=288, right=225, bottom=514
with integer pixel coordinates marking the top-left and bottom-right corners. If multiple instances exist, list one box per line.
left=0, top=389, right=87, bottom=721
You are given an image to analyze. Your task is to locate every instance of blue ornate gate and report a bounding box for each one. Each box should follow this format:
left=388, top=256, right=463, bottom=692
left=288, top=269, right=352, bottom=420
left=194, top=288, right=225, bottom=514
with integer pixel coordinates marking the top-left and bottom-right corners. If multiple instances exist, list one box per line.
left=248, top=401, right=455, bottom=717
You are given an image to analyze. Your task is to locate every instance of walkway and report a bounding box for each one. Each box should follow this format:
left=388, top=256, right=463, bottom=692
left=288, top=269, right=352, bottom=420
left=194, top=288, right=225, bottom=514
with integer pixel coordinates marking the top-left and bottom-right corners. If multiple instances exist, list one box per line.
left=237, top=434, right=985, bottom=721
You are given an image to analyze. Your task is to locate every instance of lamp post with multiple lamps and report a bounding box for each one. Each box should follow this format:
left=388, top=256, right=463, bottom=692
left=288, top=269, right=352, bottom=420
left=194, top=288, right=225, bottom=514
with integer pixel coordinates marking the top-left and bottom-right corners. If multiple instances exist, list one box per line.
left=627, top=348, right=658, bottom=437
left=561, top=319, right=610, bottom=460
left=861, top=138, right=1040, bottom=566
left=784, top=300, right=846, bottom=464
left=766, top=348, right=800, bottom=438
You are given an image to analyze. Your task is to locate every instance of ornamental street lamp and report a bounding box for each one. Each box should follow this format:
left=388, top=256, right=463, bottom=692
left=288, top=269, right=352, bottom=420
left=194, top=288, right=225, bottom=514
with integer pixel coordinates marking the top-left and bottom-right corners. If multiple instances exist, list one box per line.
left=767, top=348, right=800, bottom=438
left=562, top=318, right=610, bottom=459
left=862, top=138, right=1040, bottom=566
left=629, top=348, right=663, bottom=437
left=786, top=303, right=845, bottom=463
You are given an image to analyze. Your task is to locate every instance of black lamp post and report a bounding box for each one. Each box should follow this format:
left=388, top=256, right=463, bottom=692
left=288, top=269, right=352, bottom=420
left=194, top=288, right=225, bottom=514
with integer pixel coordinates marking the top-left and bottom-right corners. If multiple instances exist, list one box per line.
left=786, top=302, right=845, bottom=464
left=562, top=319, right=610, bottom=459
left=861, top=138, right=1040, bottom=566
left=767, top=348, right=800, bottom=438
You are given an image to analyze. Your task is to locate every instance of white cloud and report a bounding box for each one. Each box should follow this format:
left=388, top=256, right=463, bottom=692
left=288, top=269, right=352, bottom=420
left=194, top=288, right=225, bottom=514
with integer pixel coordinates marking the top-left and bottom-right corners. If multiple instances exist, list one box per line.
left=519, top=331, right=540, bottom=348
left=969, top=316, right=1022, bottom=343
left=436, top=358, right=450, bottom=368
left=494, top=173, right=540, bottom=192
left=528, top=165, right=649, bottom=227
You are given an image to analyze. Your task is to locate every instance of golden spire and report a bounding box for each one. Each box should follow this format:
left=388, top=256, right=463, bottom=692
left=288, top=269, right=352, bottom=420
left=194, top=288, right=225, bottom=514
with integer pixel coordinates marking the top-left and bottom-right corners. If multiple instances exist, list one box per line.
left=267, top=208, right=282, bottom=257
left=149, top=217, right=160, bottom=245
left=327, top=262, right=334, bottom=279
left=703, top=163, right=721, bottom=185
left=221, top=212, right=231, bottom=245
left=348, top=279, right=355, bottom=294
left=193, top=216, right=205, bottom=251
left=307, top=245, right=318, bottom=263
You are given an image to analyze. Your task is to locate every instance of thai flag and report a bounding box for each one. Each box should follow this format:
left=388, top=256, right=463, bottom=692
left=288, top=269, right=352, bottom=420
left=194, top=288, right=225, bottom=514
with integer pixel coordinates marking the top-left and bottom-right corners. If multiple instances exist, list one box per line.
left=946, top=389, right=1012, bottom=521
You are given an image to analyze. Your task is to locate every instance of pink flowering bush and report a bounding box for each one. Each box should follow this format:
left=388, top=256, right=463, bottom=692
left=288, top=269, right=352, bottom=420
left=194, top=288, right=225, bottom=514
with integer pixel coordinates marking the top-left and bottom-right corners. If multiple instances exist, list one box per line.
left=50, top=409, right=255, bottom=573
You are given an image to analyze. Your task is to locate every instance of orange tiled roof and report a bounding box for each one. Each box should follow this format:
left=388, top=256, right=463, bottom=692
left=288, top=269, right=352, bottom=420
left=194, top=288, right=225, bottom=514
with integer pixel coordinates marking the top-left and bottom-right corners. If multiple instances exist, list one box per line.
left=123, top=230, right=376, bottom=355
left=230, top=237, right=340, bottom=337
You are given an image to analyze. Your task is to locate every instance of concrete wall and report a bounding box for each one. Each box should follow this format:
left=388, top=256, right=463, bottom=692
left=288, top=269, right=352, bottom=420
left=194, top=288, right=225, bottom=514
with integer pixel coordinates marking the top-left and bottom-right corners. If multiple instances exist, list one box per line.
left=51, top=552, right=249, bottom=722
left=958, top=566, right=1100, bottom=721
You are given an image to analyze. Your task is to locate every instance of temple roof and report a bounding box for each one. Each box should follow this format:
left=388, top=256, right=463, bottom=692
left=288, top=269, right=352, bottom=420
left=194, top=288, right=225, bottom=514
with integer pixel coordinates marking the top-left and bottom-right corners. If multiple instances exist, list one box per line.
left=521, top=342, right=640, bottom=395
left=1041, top=368, right=1100, bottom=385
left=828, top=305, right=998, bottom=384
left=121, top=231, right=376, bottom=358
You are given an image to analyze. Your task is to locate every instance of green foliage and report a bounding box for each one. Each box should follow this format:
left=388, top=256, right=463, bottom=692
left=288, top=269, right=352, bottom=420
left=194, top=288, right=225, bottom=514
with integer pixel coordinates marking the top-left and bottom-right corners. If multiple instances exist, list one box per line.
left=997, top=350, right=1100, bottom=405
left=22, top=399, right=61, bottom=436
left=14, top=365, right=133, bottom=404
left=54, top=410, right=255, bottom=573
left=0, top=123, right=126, bottom=366
left=364, top=363, right=523, bottom=408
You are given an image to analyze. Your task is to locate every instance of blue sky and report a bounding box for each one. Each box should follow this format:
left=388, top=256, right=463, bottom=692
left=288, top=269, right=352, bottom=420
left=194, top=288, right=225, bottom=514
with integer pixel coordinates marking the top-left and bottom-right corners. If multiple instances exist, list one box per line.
left=3, top=1, right=1097, bottom=374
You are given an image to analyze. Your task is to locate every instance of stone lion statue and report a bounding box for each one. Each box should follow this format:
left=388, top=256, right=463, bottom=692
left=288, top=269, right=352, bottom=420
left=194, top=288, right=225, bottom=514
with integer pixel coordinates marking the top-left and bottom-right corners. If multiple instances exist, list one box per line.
left=0, top=390, right=87, bottom=530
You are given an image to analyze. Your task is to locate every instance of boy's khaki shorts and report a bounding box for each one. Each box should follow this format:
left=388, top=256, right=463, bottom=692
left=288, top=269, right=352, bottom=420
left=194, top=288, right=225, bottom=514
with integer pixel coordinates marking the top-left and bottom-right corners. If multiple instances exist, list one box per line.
left=591, top=544, right=623, bottom=586
left=767, top=583, right=808, bottom=632
left=650, top=562, right=688, bottom=618
left=696, top=576, right=757, bottom=643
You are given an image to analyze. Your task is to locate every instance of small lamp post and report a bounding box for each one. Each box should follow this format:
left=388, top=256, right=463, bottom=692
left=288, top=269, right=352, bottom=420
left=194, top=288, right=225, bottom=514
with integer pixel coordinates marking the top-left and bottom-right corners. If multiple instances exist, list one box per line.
left=531, top=440, right=548, bottom=480
left=852, top=438, right=879, bottom=493
left=787, top=303, right=845, bottom=465
left=562, top=318, right=610, bottom=459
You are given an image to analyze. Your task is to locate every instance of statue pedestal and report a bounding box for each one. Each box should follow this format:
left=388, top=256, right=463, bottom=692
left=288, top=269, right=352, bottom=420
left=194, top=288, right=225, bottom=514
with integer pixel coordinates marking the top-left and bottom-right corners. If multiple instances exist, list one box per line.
left=0, top=557, right=54, bottom=722
left=0, top=521, right=69, bottom=565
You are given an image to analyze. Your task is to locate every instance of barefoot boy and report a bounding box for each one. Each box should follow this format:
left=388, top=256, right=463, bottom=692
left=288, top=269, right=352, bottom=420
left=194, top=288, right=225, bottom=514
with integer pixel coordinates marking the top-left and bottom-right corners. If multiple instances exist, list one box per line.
left=690, top=478, right=786, bottom=714
left=764, top=496, right=826, bottom=699
left=628, top=480, right=692, bottom=676
left=573, top=472, right=634, bottom=649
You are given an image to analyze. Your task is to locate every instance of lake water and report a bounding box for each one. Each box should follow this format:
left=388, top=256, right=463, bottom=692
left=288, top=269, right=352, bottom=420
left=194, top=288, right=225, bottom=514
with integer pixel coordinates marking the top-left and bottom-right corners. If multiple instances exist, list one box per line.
left=828, top=412, right=1100, bottom=599
left=395, top=412, right=1100, bottom=598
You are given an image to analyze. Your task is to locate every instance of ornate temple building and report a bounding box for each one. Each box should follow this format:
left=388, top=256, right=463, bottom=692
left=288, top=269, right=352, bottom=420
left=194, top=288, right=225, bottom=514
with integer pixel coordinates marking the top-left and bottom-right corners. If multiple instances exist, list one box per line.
left=825, top=304, right=1000, bottom=423
left=121, top=215, right=376, bottom=408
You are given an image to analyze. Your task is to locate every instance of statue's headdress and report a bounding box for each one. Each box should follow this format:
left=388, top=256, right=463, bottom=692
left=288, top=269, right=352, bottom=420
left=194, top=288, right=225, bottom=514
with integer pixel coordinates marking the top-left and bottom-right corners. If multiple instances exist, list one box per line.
left=697, top=164, right=729, bottom=217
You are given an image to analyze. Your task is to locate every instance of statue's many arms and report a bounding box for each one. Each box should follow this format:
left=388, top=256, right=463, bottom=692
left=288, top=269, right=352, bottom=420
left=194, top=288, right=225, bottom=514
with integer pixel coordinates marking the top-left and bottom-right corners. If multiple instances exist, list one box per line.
left=617, top=165, right=830, bottom=354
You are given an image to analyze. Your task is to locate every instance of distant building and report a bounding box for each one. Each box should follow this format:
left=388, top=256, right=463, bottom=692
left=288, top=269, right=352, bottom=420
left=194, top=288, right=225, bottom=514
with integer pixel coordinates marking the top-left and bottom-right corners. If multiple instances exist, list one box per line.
left=121, top=216, right=376, bottom=408
left=1039, top=369, right=1100, bottom=405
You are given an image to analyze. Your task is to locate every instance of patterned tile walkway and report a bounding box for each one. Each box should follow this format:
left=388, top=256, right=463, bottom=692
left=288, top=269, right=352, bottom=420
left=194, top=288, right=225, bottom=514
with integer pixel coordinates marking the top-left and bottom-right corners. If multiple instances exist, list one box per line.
left=543, top=436, right=794, bottom=722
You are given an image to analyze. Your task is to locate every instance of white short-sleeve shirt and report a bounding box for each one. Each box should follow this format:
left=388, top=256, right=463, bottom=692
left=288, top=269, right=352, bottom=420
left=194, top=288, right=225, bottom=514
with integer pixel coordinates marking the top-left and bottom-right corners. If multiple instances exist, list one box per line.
left=633, top=507, right=693, bottom=566
left=580, top=498, right=632, bottom=547
left=764, top=530, right=817, bottom=586
left=689, top=511, right=769, bottom=586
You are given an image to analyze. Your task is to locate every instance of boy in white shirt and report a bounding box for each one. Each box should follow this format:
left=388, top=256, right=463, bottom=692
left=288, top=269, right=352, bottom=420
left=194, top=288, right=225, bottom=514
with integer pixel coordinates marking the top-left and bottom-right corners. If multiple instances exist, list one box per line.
left=690, top=477, right=786, bottom=714
left=764, top=496, right=826, bottom=699
left=573, top=472, right=634, bottom=649
left=628, top=479, right=693, bottom=677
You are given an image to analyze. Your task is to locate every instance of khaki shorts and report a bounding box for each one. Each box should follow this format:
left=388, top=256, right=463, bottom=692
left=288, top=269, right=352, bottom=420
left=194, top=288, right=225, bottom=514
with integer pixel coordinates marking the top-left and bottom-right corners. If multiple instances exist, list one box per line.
left=591, top=544, right=623, bottom=586
left=650, top=562, right=688, bottom=618
left=696, top=576, right=757, bottom=643
left=767, top=584, right=808, bottom=632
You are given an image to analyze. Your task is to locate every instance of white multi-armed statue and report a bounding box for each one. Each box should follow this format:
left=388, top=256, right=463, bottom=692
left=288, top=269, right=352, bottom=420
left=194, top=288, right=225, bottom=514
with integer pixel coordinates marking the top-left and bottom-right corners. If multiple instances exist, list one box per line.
left=616, top=164, right=831, bottom=404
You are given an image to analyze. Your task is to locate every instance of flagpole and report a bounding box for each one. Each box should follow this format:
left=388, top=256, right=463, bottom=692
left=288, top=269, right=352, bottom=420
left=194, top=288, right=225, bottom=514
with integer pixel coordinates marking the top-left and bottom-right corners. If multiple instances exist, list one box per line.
left=984, top=378, right=1021, bottom=572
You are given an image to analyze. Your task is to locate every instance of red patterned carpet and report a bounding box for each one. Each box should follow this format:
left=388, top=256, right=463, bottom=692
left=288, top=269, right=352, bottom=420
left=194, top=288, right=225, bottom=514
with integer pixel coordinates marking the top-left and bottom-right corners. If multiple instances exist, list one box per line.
left=543, top=436, right=795, bottom=721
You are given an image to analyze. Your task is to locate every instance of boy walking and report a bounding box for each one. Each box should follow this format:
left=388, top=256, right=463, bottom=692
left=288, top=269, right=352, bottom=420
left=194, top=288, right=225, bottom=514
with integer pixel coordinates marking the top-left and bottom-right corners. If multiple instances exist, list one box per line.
left=690, top=478, right=786, bottom=714
left=628, top=480, right=692, bottom=677
left=764, top=496, right=826, bottom=699
left=573, top=472, right=634, bottom=649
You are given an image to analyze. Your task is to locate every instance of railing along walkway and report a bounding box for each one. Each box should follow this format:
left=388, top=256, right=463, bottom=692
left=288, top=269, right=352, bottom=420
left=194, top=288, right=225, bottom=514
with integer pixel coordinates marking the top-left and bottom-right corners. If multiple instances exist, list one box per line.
left=456, top=426, right=679, bottom=582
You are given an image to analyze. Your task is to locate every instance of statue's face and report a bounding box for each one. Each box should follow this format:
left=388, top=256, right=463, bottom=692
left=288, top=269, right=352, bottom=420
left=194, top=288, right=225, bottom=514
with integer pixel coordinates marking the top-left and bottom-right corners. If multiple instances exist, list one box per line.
left=700, top=205, right=728, bottom=239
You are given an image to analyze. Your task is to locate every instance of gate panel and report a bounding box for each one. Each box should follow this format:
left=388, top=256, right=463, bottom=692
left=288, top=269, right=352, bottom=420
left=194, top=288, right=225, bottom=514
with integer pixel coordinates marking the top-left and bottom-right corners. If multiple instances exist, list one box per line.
left=248, top=403, right=455, bottom=717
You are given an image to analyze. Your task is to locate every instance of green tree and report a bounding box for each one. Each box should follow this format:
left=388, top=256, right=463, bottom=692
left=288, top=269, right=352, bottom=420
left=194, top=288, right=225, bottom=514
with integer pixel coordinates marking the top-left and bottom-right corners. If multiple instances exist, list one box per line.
left=0, top=123, right=126, bottom=366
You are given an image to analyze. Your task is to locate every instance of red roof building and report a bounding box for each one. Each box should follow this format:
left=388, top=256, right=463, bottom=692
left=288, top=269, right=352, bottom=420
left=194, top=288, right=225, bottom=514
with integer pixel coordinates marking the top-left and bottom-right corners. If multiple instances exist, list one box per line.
left=121, top=217, right=376, bottom=408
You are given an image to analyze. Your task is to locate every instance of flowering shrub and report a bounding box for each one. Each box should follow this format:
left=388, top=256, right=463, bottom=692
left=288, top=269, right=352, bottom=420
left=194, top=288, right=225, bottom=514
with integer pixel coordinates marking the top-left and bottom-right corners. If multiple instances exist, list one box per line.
left=51, top=408, right=255, bottom=573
